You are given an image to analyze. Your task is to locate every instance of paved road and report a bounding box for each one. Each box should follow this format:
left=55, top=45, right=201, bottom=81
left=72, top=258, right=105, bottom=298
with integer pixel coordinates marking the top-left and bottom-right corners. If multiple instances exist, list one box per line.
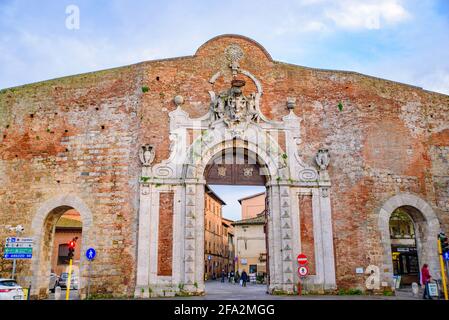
left=169, top=281, right=421, bottom=300
left=45, top=282, right=424, bottom=300
left=47, top=289, right=80, bottom=300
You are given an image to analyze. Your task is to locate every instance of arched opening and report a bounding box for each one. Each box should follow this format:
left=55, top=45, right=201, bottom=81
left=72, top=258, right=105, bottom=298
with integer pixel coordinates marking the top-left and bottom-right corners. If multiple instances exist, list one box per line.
left=30, top=195, right=93, bottom=299
left=36, top=206, right=83, bottom=299
left=379, top=193, right=441, bottom=289
left=202, top=146, right=271, bottom=296
left=389, top=207, right=420, bottom=286
left=50, top=210, right=83, bottom=294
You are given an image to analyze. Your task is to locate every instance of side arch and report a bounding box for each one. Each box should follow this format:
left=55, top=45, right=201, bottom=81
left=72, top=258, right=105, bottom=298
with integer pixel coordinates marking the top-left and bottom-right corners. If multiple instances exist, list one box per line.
left=378, top=193, right=441, bottom=286
left=30, top=194, right=94, bottom=298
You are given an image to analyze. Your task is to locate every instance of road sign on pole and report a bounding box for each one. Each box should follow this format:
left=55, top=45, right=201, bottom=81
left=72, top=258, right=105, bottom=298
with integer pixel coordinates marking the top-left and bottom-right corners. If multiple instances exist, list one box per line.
left=86, top=248, right=96, bottom=261
left=444, top=251, right=449, bottom=262
left=297, top=254, right=308, bottom=265
left=298, top=266, right=309, bottom=277
left=4, top=237, right=33, bottom=260
left=85, top=248, right=96, bottom=300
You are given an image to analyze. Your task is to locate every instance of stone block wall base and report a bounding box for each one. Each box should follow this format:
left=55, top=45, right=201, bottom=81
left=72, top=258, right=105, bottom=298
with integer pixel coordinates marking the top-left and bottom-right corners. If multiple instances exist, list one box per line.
left=134, top=284, right=206, bottom=298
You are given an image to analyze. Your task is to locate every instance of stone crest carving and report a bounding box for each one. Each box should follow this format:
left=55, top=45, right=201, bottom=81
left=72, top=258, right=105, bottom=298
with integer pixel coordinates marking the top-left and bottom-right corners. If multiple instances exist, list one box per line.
left=217, top=165, right=227, bottom=177
left=225, top=44, right=244, bottom=76
left=315, top=148, right=330, bottom=171
left=210, top=79, right=260, bottom=129
left=139, top=144, right=155, bottom=166
left=243, top=167, right=254, bottom=177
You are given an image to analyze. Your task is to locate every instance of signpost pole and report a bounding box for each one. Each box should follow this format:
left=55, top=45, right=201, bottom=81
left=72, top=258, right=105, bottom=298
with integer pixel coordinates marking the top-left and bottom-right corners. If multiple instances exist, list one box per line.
left=85, top=248, right=96, bottom=300
left=4, top=235, right=34, bottom=279
left=437, top=238, right=448, bottom=301
left=65, top=258, right=73, bottom=301
left=87, top=261, right=91, bottom=300
left=11, top=230, right=19, bottom=279
left=12, top=259, right=16, bottom=279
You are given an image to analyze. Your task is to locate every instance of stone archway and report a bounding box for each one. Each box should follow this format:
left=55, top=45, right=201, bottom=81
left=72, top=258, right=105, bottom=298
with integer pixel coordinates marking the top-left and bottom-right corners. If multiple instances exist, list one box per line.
left=134, top=51, right=337, bottom=296
left=30, top=194, right=93, bottom=299
left=182, top=138, right=282, bottom=294
left=378, top=193, right=441, bottom=287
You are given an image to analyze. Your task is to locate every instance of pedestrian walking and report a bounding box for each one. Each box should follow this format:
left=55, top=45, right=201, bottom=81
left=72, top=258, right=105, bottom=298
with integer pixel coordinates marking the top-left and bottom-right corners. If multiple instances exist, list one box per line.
left=221, top=269, right=225, bottom=283
left=421, top=264, right=433, bottom=299
left=235, top=271, right=240, bottom=284
left=241, top=270, right=248, bottom=287
left=229, top=271, right=235, bottom=284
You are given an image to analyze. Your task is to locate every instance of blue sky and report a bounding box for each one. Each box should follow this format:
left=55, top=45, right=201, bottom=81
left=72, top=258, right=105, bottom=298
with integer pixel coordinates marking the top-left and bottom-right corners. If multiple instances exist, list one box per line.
left=0, top=0, right=449, bottom=94
left=1, top=1, right=447, bottom=220
left=208, top=185, right=265, bottom=221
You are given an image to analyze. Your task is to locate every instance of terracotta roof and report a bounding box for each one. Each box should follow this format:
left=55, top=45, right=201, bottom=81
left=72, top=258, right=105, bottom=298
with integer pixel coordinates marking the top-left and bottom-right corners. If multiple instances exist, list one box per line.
left=237, top=192, right=266, bottom=204
left=205, top=185, right=226, bottom=205
left=56, top=217, right=82, bottom=229
left=232, top=213, right=266, bottom=226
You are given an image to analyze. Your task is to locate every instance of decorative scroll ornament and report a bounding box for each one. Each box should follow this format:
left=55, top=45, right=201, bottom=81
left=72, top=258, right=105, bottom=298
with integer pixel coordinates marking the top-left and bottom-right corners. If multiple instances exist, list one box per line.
left=210, top=79, right=260, bottom=129
left=139, top=144, right=155, bottom=167
left=315, top=148, right=330, bottom=171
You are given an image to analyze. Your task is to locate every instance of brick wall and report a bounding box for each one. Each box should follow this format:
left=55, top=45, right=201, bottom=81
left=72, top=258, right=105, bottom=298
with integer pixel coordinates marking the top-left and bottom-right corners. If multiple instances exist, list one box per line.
left=157, top=192, right=174, bottom=276
left=299, top=194, right=315, bottom=275
left=1, top=34, right=448, bottom=293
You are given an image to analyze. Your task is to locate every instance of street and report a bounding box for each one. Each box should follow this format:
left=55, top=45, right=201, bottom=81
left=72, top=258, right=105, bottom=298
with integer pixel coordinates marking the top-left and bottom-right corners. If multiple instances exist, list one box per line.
left=47, top=289, right=80, bottom=300
left=167, top=281, right=422, bottom=300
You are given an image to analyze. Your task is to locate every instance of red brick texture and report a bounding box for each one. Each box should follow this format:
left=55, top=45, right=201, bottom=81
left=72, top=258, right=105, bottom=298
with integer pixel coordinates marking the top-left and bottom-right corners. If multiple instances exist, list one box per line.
left=1, top=34, right=448, bottom=293
left=157, top=192, right=174, bottom=276
left=299, top=194, right=315, bottom=275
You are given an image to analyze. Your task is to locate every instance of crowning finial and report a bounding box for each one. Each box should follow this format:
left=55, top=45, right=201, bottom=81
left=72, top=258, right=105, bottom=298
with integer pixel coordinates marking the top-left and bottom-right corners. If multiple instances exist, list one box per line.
left=225, top=44, right=244, bottom=78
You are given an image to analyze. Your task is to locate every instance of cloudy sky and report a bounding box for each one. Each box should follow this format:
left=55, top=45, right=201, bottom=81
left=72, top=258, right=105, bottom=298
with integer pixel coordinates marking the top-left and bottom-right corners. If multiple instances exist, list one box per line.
left=0, top=0, right=448, bottom=94
left=1, top=0, right=448, bottom=220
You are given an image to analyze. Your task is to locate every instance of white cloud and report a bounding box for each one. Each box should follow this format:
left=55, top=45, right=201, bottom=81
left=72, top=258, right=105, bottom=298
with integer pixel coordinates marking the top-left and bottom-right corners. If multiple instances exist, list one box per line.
left=325, top=0, right=410, bottom=30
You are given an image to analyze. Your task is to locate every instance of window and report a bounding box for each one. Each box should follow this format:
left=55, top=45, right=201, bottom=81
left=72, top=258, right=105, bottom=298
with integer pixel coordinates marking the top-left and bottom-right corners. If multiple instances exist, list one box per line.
left=58, top=244, right=70, bottom=265
left=249, top=265, right=257, bottom=274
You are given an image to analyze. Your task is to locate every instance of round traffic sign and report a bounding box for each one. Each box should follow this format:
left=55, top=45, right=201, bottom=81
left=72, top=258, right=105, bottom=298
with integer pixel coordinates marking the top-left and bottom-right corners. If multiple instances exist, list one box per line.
left=86, top=248, right=96, bottom=261
left=297, top=254, right=308, bottom=265
left=444, top=251, right=449, bottom=261
left=298, top=265, right=309, bottom=277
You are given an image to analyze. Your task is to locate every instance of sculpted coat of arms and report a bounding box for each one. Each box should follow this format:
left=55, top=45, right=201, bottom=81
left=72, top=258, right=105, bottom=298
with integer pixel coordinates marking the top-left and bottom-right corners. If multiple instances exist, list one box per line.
left=210, top=79, right=260, bottom=129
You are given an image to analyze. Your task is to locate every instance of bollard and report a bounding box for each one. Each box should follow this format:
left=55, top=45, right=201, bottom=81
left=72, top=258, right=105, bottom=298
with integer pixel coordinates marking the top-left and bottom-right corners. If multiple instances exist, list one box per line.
left=54, top=286, right=62, bottom=300
left=412, top=282, right=419, bottom=297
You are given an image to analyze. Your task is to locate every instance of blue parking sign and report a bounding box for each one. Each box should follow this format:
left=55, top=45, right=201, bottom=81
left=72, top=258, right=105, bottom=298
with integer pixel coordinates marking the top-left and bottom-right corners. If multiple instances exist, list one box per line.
left=86, top=248, right=96, bottom=261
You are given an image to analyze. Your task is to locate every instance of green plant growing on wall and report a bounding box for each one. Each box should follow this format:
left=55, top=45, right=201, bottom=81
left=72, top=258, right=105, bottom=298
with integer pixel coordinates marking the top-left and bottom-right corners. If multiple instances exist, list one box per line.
left=338, top=102, right=344, bottom=112
left=193, top=282, right=198, bottom=289
left=141, top=176, right=150, bottom=183
left=141, top=86, right=149, bottom=93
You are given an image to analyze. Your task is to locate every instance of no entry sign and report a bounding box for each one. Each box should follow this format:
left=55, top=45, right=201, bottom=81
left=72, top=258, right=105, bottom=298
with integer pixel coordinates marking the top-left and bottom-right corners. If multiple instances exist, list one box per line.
left=298, top=266, right=309, bottom=277
left=297, top=254, right=308, bottom=265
